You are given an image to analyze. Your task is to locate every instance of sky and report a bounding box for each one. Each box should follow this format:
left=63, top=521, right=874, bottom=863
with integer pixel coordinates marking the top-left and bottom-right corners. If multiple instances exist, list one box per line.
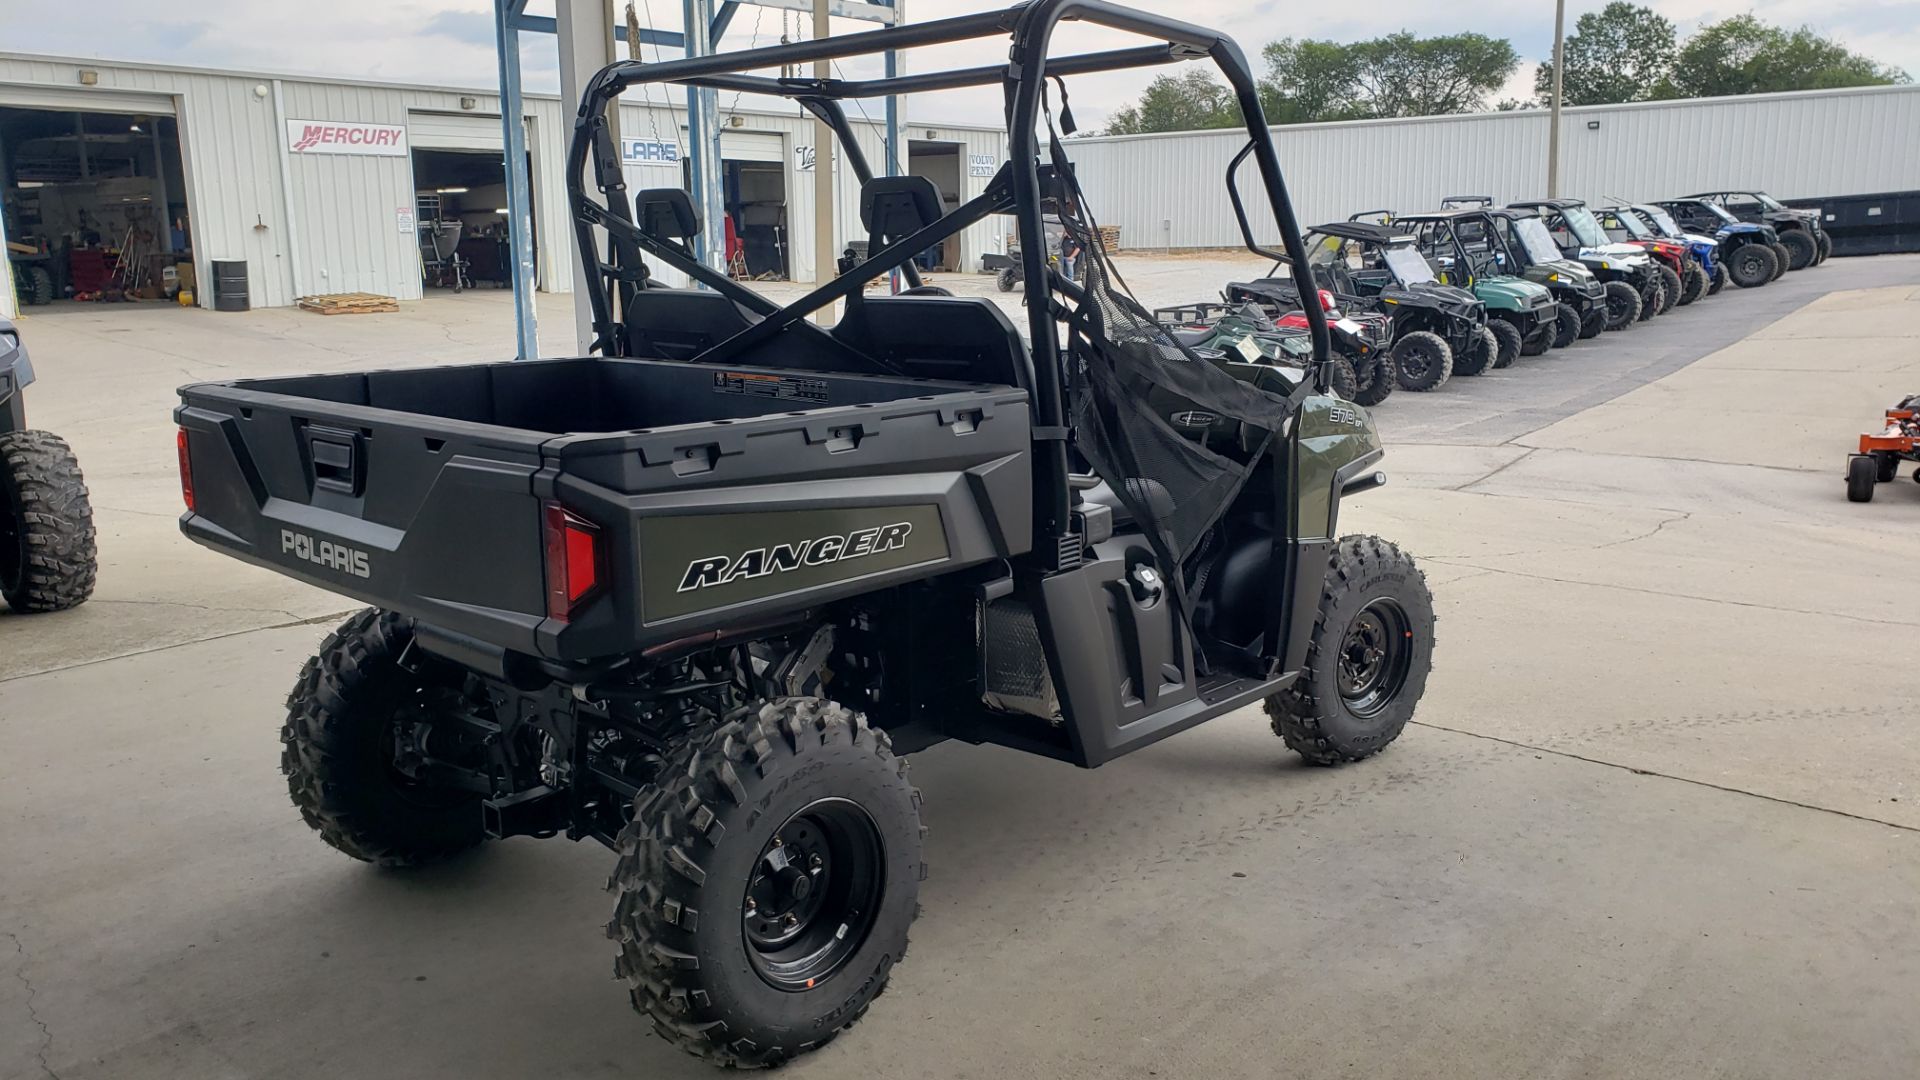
left=2, top=0, right=1914, bottom=129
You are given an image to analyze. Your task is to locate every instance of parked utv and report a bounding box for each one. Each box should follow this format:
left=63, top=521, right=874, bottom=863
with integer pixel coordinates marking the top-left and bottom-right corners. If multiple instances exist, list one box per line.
left=1508, top=199, right=1663, bottom=326
left=1451, top=200, right=1609, bottom=342
left=0, top=317, right=96, bottom=612
left=174, top=3, right=1436, bottom=1069
left=1657, top=198, right=1783, bottom=288
left=1621, top=202, right=1719, bottom=301
left=1153, top=296, right=1395, bottom=405
left=1591, top=204, right=1693, bottom=313
left=1683, top=190, right=1828, bottom=269
left=1390, top=208, right=1562, bottom=366
left=1228, top=221, right=1487, bottom=390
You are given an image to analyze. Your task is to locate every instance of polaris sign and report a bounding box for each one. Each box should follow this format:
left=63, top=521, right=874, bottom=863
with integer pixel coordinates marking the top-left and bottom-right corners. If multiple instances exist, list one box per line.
left=285, top=119, right=408, bottom=157
left=622, top=139, right=681, bottom=167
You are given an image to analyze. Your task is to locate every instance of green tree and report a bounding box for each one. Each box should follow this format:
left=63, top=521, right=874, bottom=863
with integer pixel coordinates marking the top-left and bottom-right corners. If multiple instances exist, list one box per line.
left=1258, top=32, right=1518, bottom=123
left=1668, top=15, right=1910, bottom=98
left=1260, top=38, right=1364, bottom=124
left=1102, top=69, right=1242, bottom=135
left=1533, top=2, right=1677, bottom=105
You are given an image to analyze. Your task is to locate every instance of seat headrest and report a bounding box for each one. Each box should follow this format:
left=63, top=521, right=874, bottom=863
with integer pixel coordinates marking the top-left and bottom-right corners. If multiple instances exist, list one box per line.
left=860, top=176, right=943, bottom=241
left=635, top=188, right=700, bottom=241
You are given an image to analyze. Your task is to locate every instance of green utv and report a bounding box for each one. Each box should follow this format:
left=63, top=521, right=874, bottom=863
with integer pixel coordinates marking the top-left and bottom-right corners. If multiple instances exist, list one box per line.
left=1442, top=196, right=1608, bottom=344
left=1384, top=208, right=1563, bottom=366
left=1228, top=220, right=1488, bottom=391
left=172, top=2, right=1435, bottom=1069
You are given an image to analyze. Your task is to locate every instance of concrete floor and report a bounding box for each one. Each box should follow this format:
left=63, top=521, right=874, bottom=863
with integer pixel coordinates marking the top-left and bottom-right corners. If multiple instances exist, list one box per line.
left=3, top=256, right=1918, bottom=1079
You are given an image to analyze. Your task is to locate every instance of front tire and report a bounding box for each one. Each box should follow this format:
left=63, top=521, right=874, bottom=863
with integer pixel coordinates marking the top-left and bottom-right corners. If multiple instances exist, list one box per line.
left=282, top=609, right=487, bottom=867
left=1551, top=303, right=1581, bottom=349
left=1678, top=264, right=1708, bottom=305
left=1876, top=453, right=1900, bottom=483
left=1780, top=231, right=1816, bottom=271
left=1351, top=351, right=1394, bottom=406
left=1769, top=243, right=1790, bottom=281
left=1579, top=306, right=1606, bottom=339
left=0, top=430, right=97, bottom=612
left=1655, top=265, right=1682, bottom=314
left=1452, top=326, right=1497, bottom=376
left=1327, top=356, right=1360, bottom=399
left=1267, top=536, right=1435, bottom=765
left=1846, top=455, right=1877, bottom=503
left=1708, top=262, right=1728, bottom=295
left=995, top=267, right=1018, bottom=292
left=1816, top=231, right=1834, bottom=262
left=1602, top=281, right=1642, bottom=329
left=1728, top=244, right=1776, bottom=288
left=611, top=698, right=923, bottom=1069
left=1391, top=331, right=1452, bottom=391
left=1485, top=319, right=1523, bottom=369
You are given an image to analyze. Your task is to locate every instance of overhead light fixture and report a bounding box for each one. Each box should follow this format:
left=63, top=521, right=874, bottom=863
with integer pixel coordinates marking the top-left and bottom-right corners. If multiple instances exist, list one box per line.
left=727, top=114, right=746, bottom=128
left=130, top=122, right=143, bottom=133
left=1587, top=120, right=1601, bottom=130
left=437, top=187, right=469, bottom=194
left=78, top=69, right=98, bottom=85
left=460, top=97, right=477, bottom=110
left=495, top=208, right=510, bottom=214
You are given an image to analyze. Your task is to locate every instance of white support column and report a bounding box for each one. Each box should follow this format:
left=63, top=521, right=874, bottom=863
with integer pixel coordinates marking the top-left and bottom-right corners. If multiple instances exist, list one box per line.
left=683, top=0, right=727, bottom=276
left=810, top=0, right=836, bottom=319
left=557, top=0, right=622, bottom=352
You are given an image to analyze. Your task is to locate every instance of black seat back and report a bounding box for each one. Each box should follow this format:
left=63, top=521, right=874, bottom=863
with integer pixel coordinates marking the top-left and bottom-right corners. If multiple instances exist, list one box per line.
left=832, top=296, right=1031, bottom=390
left=860, top=176, right=944, bottom=243
left=624, top=289, right=754, bottom=360
left=635, top=188, right=700, bottom=241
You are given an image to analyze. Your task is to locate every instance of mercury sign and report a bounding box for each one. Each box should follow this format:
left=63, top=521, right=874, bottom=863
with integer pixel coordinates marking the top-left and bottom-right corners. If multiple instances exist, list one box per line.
left=285, top=119, right=408, bottom=156
left=623, top=139, right=681, bottom=166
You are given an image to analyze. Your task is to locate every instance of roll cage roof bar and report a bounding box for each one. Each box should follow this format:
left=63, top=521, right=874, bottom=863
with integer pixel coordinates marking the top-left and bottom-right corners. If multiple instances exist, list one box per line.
left=564, top=0, right=1327, bottom=561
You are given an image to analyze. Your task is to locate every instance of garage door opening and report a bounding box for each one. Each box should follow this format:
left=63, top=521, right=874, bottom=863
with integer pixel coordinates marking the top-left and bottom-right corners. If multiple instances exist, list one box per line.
left=907, top=140, right=964, bottom=272
left=2, top=105, right=193, bottom=308
left=725, top=159, right=787, bottom=280
left=409, top=147, right=532, bottom=296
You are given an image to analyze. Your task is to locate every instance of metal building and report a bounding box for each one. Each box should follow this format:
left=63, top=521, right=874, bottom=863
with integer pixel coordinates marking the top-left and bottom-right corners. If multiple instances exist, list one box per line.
left=0, top=51, right=1008, bottom=318
left=1064, top=83, right=1920, bottom=251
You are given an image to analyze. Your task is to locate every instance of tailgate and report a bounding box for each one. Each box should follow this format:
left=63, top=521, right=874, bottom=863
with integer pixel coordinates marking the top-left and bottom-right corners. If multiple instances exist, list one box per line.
left=177, top=379, right=551, bottom=653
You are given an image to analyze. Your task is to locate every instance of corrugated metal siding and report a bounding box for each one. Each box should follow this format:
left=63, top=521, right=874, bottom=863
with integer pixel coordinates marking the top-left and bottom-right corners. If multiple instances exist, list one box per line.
left=0, top=52, right=1010, bottom=308
left=1066, top=84, right=1920, bottom=250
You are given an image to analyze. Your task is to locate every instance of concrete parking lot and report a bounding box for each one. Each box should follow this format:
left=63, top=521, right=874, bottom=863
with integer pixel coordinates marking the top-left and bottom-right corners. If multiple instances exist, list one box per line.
left=3, top=255, right=1918, bottom=1079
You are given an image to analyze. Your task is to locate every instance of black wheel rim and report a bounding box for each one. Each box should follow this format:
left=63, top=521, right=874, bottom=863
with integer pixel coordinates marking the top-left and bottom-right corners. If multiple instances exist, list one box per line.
left=1336, top=599, right=1414, bottom=719
left=1606, top=290, right=1632, bottom=322
left=744, top=798, right=886, bottom=992
left=1398, top=341, right=1436, bottom=380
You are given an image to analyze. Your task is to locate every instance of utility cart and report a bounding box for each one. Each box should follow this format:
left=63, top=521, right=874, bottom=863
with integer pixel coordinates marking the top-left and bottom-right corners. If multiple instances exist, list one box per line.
left=174, top=1, right=1436, bottom=1067
left=1847, top=397, right=1920, bottom=502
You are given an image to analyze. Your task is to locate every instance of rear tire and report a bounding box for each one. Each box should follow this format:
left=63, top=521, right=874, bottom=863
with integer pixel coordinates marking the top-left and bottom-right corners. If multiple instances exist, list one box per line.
left=1267, top=535, right=1435, bottom=765
left=1551, top=303, right=1581, bottom=349
left=610, top=698, right=923, bottom=1069
left=1708, top=262, right=1728, bottom=294
left=1846, top=455, right=1877, bottom=503
left=1485, top=320, right=1523, bottom=369
left=0, top=430, right=97, bottom=612
left=282, top=609, right=487, bottom=867
left=995, top=267, right=1018, bottom=292
left=1678, top=264, right=1708, bottom=305
left=1391, top=331, right=1452, bottom=391
left=21, top=266, right=54, bottom=306
left=1602, top=281, right=1641, bottom=329
left=1768, top=243, right=1790, bottom=280
left=1728, top=244, right=1776, bottom=288
left=1655, top=266, right=1682, bottom=314
left=1780, top=231, right=1816, bottom=271
left=1452, top=326, right=1496, bottom=376
left=1327, top=356, right=1360, bottom=399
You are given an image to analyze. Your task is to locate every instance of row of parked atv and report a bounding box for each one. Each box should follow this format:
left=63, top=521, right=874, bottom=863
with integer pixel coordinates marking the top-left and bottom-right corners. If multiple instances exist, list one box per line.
left=1159, top=190, right=1829, bottom=402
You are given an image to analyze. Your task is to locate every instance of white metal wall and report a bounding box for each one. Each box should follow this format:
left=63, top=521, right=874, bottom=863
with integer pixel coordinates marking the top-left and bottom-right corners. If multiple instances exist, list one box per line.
left=0, top=52, right=1009, bottom=316
left=1064, top=84, right=1920, bottom=251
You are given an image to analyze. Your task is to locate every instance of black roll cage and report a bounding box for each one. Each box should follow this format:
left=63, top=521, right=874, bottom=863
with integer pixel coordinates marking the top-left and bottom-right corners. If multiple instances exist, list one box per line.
left=564, top=0, right=1327, bottom=569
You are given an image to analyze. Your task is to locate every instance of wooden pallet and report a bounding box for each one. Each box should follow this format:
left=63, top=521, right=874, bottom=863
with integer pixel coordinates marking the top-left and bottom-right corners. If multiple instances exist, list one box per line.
left=1094, top=225, right=1121, bottom=252
left=297, top=292, right=399, bottom=315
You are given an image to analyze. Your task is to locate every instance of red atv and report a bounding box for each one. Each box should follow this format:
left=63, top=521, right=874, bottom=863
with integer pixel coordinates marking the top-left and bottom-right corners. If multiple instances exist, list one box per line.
left=1592, top=205, right=1693, bottom=316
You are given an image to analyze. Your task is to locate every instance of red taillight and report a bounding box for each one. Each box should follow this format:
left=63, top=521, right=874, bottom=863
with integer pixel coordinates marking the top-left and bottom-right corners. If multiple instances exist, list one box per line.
left=1317, top=288, right=1336, bottom=311
left=543, top=502, right=604, bottom=621
left=177, top=428, right=195, bottom=512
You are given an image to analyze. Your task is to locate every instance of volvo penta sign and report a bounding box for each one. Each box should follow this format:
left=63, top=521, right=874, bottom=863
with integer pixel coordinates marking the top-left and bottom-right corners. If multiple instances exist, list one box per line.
left=285, top=119, right=408, bottom=156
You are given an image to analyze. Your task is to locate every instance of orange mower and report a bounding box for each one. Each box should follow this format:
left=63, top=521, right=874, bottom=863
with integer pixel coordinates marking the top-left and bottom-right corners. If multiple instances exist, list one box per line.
left=1847, top=397, right=1920, bottom=502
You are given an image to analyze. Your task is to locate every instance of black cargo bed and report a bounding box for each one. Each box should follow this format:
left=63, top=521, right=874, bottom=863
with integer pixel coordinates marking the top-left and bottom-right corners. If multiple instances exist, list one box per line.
left=178, top=356, right=1032, bottom=662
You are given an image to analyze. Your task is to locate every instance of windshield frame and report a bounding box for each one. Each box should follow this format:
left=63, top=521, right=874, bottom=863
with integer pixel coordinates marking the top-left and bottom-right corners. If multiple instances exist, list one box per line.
left=1755, top=192, right=1787, bottom=211
left=1513, top=217, right=1565, bottom=264
left=1602, top=207, right=1654, bottom=241
left=1558, top=205, right=1612, bottom=248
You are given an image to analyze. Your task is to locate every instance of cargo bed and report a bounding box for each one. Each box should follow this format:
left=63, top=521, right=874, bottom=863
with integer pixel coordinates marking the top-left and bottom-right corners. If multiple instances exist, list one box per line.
left=177, top=356, right=1032, bottom=662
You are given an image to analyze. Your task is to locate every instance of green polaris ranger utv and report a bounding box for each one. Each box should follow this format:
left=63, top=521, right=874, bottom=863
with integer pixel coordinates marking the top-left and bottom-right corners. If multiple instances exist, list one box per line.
left=1441, top=196, right=1608, bottom=344
left=1384, top=208, right=1562, bottom=367
left=173, top=2, right=1436, bottom=1069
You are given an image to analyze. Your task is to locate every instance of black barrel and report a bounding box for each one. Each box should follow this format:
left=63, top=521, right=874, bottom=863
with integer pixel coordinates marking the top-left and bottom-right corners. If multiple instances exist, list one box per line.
left=211, top=259, right=249, bottom=312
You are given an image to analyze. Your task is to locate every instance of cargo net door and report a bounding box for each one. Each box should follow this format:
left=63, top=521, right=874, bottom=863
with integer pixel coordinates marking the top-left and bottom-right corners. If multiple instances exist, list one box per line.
left=1052, top=145, right=1304, bottom=643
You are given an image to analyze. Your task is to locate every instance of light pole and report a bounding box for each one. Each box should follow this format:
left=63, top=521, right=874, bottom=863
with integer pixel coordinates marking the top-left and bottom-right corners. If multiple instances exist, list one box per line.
left=1547, top=0, right=1565, bottom=197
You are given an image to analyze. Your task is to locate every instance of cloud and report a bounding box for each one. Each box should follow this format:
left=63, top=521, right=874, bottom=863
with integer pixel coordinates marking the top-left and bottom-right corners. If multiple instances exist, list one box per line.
left=0, top=0, right=1910, bottom=125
